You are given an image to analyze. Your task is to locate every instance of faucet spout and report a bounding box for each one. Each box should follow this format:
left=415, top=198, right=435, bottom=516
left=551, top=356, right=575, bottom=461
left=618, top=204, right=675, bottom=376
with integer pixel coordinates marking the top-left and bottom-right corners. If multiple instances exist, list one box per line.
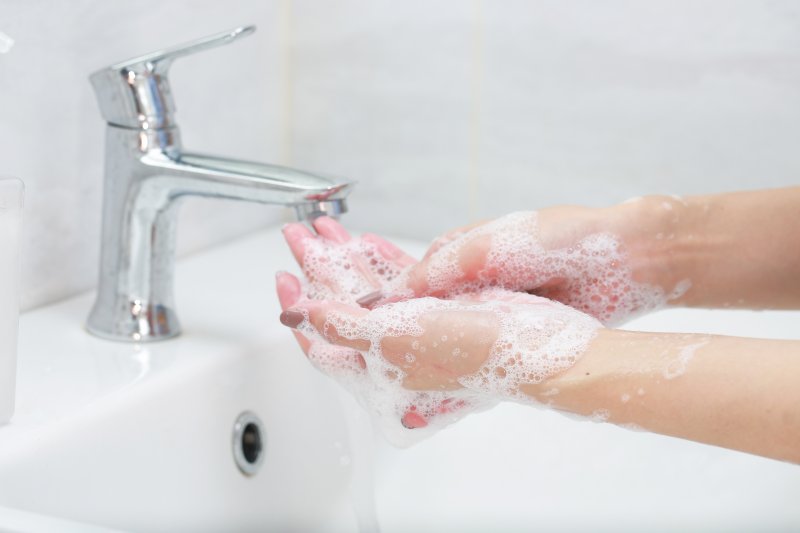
left=146, top=151, right=352, bottom=219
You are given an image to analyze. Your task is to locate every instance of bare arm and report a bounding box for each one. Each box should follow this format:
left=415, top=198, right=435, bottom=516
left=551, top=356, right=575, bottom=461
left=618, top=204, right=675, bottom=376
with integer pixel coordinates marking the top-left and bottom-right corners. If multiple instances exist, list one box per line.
left=655, top=187, right=800, bottom=309
left=389, top=186, right=800, bottom=322
left=528, top=330, right=800, bottom=463
left=278, top=213, right=800, bottom=461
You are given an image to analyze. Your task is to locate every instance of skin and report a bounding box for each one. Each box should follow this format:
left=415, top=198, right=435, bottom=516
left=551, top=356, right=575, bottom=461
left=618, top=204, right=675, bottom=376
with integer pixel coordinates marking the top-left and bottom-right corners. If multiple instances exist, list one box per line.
left=277, top=187, right=800, bottom=463
left=400, top=188, right=800, bottom=311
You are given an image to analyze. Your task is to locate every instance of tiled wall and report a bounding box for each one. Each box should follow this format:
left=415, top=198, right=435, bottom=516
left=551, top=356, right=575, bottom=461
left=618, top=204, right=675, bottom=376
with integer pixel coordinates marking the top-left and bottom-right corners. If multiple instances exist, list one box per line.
left=2, top=1, right=799, bottom=310
left=289, top=0, right=800, bottom=239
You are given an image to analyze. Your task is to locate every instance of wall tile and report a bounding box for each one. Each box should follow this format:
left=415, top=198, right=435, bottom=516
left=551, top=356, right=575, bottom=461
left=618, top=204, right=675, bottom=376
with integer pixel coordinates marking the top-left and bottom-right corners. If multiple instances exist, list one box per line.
left=290, top=0, right=475, bottom=243
left=475, top=0, right=800, bottom=218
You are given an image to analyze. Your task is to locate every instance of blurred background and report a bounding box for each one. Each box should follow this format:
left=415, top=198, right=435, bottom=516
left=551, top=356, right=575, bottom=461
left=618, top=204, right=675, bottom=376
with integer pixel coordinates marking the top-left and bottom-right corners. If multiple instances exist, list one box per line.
left=1, top=0, right=798, bottom=311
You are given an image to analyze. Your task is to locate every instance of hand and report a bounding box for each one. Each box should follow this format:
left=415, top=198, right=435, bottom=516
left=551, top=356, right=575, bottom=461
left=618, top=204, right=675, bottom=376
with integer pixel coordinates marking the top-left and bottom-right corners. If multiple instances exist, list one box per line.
left=279, top=217, right=470, bottom=434
left=278, top=286, right=602, bottom=443
left=386, top=197, right=692, bottom=325
left=281, top=216, right=415, bottom=305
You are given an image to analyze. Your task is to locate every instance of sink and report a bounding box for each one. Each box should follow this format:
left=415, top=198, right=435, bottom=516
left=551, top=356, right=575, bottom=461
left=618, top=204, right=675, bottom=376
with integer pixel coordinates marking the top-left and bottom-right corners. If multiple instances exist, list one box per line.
left=0, top=228, right=362, bottom=532
left=1, top=226, right=799, bottom=531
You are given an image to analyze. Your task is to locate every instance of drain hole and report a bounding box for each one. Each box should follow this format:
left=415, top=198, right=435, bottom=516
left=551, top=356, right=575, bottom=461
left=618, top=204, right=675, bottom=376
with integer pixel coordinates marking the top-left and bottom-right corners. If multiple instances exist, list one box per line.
left=242, top=423, right=262, bottom=464
left=233, top=412, right=265, bottom=476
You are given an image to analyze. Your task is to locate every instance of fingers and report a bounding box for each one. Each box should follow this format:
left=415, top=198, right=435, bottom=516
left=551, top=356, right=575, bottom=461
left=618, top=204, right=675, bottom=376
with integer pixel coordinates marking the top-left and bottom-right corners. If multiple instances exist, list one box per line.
left=355, top=233, right=418, bottom=308
left=276, top=272, right=368, bottom=371
left=401, top=397, right=470, bottom=429
left=401, top=410, right=429, bottom=429
left=275, top=271, right=311, bottom=353
left=361, top=233, right=417, bottom=268
left=283, top=217, right=349, bottom=268
left=402, top=262, right=431, bottom=296
left=403, top=232, right=492, bottom=297
left=276, top=270, right=303, bottom=307
left=282, top=301, right=372, bottom=352
left=312, top=216, right=351, bottom=243
left=423, top=220, right=487, bottom=260
left=282, top=222, right=315, bottom=266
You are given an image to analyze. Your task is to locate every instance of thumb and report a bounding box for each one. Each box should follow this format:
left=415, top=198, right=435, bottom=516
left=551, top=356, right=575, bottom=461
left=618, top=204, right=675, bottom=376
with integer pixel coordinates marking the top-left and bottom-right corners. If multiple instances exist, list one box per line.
left=399, top=232, right=492, bottom=298
left=281, top=301, right=372, bottom=352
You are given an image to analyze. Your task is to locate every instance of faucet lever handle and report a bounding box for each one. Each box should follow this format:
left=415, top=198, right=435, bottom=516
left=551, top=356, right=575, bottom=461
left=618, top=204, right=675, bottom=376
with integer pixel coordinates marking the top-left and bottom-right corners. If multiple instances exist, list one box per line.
left=89, top=25, right=256, bottom=130
left=121, top=26, right=256, bottom=73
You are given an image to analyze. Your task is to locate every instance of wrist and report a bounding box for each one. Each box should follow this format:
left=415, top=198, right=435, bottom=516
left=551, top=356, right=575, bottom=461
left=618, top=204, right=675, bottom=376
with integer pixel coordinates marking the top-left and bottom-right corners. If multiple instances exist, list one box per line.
left=607, top=195, right=705, bottom=305
left=520, top=327, right=620, bottom=403
left=520, top=328, right=691, bottom=417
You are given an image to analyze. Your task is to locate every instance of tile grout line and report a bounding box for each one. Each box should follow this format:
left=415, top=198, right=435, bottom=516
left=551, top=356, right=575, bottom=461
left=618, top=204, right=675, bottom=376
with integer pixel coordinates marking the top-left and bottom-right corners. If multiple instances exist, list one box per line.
left=278, top=0, right=294, bottom=168
left=468, top=0, right=484, bottom=223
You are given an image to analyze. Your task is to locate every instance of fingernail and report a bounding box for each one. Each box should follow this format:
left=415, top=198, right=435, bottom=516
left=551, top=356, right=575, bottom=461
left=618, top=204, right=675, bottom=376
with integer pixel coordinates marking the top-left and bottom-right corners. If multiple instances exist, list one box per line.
left=401, top=411, right=428, bottom=429
left=280, top=309, right=305, bottom=328
left=356, top=290, right=383, bottom=308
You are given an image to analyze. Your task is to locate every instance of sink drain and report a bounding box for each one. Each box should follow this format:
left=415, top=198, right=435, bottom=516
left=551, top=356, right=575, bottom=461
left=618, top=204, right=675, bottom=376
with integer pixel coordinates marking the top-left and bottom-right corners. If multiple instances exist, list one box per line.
left=232, top=411, right=265, bottom=476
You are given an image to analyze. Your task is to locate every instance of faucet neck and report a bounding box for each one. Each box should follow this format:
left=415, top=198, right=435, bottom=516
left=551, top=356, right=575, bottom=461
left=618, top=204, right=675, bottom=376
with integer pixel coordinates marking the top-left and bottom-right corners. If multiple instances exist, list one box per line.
left=86, top=126, right=183, bottom=342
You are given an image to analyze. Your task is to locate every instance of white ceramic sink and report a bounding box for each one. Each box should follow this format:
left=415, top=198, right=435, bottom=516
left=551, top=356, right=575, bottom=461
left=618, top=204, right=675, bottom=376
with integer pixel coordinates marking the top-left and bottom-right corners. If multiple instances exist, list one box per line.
left=1, top=226, right=799, bottom=532
left=0, top=228, right=362, bottom=532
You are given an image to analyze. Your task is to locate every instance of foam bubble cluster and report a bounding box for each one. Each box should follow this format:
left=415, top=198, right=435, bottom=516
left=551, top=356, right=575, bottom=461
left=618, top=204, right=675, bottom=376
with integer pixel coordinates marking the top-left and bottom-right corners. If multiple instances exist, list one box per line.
left=300, top=235, right=404, bottom=304
left=390, top=212, right=688, bottom=326
left=295, top=288, right=600, bottom=446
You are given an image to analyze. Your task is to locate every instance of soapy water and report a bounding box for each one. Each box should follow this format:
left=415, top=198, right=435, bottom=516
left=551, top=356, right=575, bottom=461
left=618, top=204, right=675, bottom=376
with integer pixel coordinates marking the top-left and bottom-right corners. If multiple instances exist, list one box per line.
left=663, top=338, right=709, bottom=380
left=384, top=212, right=688, bottom=326
left=295, top=290, right=600, bottom=446
left=288, top=213, right=685, bottom=444
left=300, top=235, right=405, bottom=304
left=292, top=233, right=601, bottom=445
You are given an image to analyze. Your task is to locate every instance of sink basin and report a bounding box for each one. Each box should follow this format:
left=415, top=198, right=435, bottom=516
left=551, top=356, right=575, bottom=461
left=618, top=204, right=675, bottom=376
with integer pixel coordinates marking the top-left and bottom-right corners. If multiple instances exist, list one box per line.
left=0, top=228, right=362, bottom=532
left=1, top=226, right=799, bottom=531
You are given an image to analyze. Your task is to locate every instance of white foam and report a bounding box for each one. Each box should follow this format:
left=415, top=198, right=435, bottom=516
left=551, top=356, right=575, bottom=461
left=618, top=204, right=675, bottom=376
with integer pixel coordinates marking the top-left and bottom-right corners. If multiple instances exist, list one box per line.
left=389, top=211, right=680, bottom=326
left=295, top=286, right=600, bottom=446
left=300, top=235, right=404, bottom=304
left=663, top=338, right=708, bottom=380
left=288, top=220, right=672, bottom=444
left=590, top=408, right=611, bottom=422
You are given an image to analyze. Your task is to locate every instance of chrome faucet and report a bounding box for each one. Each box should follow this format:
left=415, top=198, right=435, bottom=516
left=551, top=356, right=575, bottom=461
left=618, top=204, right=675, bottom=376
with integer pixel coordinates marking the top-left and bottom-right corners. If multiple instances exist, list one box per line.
left=86, top=26, right=352, bottom=342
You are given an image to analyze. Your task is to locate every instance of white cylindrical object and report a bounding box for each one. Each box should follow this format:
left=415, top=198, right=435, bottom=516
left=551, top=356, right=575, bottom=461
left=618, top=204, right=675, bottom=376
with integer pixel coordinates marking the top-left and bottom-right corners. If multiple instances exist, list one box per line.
left=0, top=177, right=23, bottom=424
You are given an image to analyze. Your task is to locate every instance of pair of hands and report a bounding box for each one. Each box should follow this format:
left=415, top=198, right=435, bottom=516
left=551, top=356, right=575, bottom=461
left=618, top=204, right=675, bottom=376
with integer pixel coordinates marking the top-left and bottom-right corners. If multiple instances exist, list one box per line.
left=276, top=199, right=684, bottom=434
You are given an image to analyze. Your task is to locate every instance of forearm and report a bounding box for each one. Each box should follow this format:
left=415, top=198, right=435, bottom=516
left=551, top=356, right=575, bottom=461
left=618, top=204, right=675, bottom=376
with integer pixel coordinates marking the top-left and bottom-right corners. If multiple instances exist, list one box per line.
left=642, top=187, right=800, bottom=309
left=524, top=329, right=800, bottom=463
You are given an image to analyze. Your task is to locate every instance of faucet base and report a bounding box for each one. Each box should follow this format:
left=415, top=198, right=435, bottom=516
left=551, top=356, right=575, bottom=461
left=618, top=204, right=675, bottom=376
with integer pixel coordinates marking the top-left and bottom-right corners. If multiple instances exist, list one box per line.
left=86, top=301, right=181, bottom=343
